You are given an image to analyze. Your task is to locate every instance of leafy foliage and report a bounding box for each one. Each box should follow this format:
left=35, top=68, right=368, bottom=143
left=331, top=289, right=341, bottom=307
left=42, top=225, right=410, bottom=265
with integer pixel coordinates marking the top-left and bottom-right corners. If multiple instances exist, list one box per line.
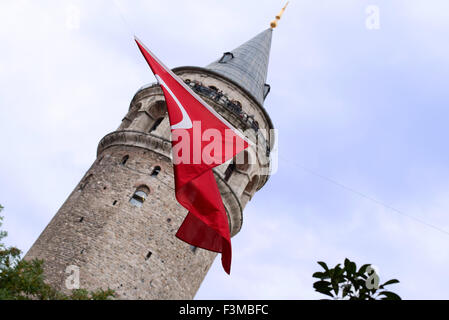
left=313, top=258, right=401, bottom=300
left=0, top=205, right=115, bottom=300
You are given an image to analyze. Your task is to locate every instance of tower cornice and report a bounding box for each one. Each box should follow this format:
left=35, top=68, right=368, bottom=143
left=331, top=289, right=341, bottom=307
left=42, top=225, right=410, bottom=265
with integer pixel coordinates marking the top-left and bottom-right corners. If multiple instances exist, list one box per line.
left=172, top=66, right=274, bottom=131
left=97, top=130, right=172, bottom=160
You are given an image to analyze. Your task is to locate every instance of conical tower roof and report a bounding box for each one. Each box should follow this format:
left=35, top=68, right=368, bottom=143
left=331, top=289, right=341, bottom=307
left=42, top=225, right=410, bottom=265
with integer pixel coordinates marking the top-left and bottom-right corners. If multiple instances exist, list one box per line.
left=206, top=28, right=273, bottom=106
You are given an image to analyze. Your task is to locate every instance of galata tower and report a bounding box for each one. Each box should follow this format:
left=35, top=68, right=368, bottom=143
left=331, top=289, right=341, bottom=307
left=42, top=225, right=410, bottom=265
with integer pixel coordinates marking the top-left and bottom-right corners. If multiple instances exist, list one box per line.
left=25, top=27, right=276, bottom=299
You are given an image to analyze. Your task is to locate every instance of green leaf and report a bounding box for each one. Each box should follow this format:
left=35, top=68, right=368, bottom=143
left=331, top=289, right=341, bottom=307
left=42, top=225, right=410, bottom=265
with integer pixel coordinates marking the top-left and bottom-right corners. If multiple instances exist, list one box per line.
left=349, top=262, right=357, bottom=275
left=313, top=280, right=332, bottom=295
left=312, top=272, right=327, bottom=279
left=382, top=279, right=400, bottom=286
left=342, top=284, right=352, bottom=298
left=331, top=278, right=339, bottom=295
left=328, top=264, right=341, bottom=280
left=344, top=259, right=356, bottom=275
left=313, top=259, right=401, bottom=301
left=313, top=280, right=331, bottom=289
left=313, top=280, right=334, bottom=298
left=317, top=261, right=329, bottom=272
left=319, top=291, right=334, bottom=298
left=379, top=291, right=402, bottom=300
left=335, top=266, right=346, bottom=284
left=357, top=264, right=371, bottom=276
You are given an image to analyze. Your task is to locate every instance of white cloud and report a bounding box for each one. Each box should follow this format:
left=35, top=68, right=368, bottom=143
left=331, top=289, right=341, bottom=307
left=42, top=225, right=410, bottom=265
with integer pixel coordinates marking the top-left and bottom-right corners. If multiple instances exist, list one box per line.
left=198, top=187, right=449, bottom=299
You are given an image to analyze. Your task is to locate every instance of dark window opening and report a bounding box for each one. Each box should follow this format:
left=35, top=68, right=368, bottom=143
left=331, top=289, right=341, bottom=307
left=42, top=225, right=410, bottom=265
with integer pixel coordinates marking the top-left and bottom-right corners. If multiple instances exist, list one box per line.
left=145, top=251, right=152, bottom=260
left=121, top=155, right=129, bottom=165
left=149, top=118, right=164, bottom=132
left=130, top=185, right=150, bottom=207
left=113, top=200, right=117, bottom=206
left=263, top=83, right=271, bottom=99
left=103, top=186, right=107, bottom=190
left=191, top=246, right=198, bottom=253
left=79, top=217, right=84, bottom=222
left=209, top=86, right=218, bottom=91
left=130, top=191, right=146, bottom=207
left=151, top=166, right=161, bottom=177
left=219, top=52, right=234, bottom=63
left=224, top=162, right=235, bottom=182
left=167, top=218, right=172, bottom=223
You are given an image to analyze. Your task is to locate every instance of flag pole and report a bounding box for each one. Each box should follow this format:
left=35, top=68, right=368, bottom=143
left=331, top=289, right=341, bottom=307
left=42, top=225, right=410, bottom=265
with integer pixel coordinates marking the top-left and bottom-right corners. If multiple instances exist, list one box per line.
left=270, top=2, right=289, bottom=29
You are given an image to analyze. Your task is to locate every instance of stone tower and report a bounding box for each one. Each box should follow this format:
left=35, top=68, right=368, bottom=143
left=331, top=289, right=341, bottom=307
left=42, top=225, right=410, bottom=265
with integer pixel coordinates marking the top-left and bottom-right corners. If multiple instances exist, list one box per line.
left=25, top=28, right=275, bottom=299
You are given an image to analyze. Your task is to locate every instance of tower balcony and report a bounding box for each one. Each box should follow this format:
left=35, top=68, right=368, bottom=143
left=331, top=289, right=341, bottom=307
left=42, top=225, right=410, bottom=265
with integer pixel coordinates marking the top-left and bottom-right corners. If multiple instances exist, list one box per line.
left=137, top=80, right=271, bottom=158
left=97, top=130, right=172, bottom=160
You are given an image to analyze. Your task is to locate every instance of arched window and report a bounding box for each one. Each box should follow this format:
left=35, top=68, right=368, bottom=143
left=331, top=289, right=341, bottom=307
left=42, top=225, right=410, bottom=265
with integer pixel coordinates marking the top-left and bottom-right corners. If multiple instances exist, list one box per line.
left=129, top=185, right=150, bottom=207
left=151, top=166, right=161, bottom=177
left=121, top=155, right=129, bottom=165
left=149, top=118, right=163, bottom=132
left=224, top=161, right=235, bottom=182
left=219, top=52, right=234, bottom=63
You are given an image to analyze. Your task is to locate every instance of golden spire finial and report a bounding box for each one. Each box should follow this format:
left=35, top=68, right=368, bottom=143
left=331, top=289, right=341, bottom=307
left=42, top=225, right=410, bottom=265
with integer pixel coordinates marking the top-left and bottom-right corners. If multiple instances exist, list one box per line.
left=270, top=2, right=289, bottom=29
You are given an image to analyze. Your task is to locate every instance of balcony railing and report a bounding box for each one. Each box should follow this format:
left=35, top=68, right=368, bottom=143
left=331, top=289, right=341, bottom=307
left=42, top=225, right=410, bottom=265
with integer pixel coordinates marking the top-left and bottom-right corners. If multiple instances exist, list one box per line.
left=138, top=81, right=271, bottom=157
left=185, top=80, right=270, bottom=157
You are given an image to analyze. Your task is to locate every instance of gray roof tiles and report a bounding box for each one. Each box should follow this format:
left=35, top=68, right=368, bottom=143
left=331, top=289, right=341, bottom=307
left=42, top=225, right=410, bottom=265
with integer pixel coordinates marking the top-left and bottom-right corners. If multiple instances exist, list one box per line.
left=206, top=28, right=273, bottom=106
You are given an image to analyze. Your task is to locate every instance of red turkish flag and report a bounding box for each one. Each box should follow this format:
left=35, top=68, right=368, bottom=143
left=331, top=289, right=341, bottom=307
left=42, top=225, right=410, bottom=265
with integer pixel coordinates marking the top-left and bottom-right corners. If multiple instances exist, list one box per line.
left=135, top=37, right=250, bottom=274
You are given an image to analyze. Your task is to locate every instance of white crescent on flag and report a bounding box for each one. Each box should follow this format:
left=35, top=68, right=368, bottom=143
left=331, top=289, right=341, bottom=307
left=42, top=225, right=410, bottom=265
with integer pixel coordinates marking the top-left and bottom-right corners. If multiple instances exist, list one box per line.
left=155, top=74, right=193, bottom=130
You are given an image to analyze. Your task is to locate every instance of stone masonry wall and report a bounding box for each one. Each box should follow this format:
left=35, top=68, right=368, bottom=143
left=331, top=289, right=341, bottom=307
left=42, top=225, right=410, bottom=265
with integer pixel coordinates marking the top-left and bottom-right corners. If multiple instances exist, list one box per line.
left=25, top=144, right=216, bottom=299
left=25, top=67, right=273, bottom=300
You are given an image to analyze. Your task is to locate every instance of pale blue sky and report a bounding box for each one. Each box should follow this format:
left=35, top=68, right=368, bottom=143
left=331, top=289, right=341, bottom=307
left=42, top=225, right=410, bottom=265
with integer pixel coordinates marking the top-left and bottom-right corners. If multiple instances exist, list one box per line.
left=1, top=0, right=449, bottom=299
